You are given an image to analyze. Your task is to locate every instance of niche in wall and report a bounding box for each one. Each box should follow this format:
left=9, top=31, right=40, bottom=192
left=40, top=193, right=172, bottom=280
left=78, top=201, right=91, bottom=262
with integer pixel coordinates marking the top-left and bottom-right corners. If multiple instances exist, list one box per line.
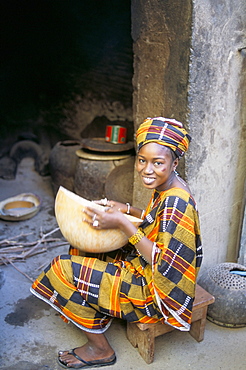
left=0, top=0, right=133, bottom=144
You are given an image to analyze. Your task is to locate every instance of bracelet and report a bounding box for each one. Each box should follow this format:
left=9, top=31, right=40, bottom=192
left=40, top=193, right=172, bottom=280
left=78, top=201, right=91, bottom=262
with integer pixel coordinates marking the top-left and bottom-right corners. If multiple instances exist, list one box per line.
left=126, top=202, right=131, bottom=214
left=128, top=229, right=145, bottom=245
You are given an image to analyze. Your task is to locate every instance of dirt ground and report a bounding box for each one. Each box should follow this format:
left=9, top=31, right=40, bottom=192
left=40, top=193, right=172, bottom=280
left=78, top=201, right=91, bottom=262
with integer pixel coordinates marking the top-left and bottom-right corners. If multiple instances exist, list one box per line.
left=0, top=158, right=245, bottom=370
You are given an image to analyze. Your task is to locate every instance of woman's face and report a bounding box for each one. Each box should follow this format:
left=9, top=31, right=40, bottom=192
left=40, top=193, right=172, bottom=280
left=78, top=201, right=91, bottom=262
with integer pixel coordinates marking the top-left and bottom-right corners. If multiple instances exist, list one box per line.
left=136, top=142, right=178, bottom=191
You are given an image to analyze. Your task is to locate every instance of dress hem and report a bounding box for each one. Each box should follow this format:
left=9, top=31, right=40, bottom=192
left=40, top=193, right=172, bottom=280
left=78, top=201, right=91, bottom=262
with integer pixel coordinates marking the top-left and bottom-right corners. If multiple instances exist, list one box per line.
left=30, top=287, right=112, bottom=334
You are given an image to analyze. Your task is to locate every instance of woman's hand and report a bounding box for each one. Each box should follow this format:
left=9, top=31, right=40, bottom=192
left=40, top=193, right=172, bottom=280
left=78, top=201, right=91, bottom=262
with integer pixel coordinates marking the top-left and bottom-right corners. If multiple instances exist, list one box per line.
left=84, top=204, right=152, bottom=264
left=93, top=198, right=129, bottom=214
left=93, top=198, right=144, bottom=219
left=84, top=206, right=128, bottom=230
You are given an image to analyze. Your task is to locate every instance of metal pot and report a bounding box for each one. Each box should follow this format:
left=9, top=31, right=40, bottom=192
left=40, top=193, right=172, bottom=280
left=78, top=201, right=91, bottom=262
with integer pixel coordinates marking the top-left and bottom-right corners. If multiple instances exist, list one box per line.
left=198, top=262, right=246, bottom=327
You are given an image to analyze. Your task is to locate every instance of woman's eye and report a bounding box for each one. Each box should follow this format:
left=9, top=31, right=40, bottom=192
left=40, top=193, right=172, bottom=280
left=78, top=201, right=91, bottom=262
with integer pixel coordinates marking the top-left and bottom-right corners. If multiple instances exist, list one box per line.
left=139, top=158, right=145, bottom=164
left=154, top=161, right=162, bottom=166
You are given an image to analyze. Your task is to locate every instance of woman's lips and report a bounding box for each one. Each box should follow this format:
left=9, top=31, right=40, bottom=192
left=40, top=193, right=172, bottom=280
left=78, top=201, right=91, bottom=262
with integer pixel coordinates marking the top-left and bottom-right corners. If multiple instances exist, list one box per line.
left=142, top=177, right=156, bottom=185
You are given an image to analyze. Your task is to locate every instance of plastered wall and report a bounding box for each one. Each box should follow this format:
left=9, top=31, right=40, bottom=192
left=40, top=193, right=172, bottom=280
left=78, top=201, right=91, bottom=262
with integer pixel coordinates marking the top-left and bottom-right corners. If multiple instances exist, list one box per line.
left=131, top=0, right=192, bottom=208
left=132, top=0, right=246, bottom=271
left=187, top=0, right=246, bottom=270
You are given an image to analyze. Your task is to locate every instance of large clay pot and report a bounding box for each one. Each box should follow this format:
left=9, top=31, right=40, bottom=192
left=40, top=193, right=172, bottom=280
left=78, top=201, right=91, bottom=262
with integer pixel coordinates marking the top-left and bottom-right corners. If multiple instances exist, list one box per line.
left=55, top=186, right=142, bottom=253
left=198, top=262, right=246, bottom=327
left=74, top=149, right=135, bottom=202
left=105, top=160, right=134, bottom=204
left=49, top=140, right=82, bottom=195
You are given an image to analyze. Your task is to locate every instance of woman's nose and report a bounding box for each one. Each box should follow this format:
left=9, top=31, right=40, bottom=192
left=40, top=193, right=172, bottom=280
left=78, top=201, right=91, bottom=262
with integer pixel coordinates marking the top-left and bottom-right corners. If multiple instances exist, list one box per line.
left=144, top=162, right=154, bottom=174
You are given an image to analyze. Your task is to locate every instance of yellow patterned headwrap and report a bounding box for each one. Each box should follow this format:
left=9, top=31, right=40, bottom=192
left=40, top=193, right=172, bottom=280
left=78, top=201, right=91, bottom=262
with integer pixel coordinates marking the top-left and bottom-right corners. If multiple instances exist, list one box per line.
left=136, top=117, right=191, bottom=158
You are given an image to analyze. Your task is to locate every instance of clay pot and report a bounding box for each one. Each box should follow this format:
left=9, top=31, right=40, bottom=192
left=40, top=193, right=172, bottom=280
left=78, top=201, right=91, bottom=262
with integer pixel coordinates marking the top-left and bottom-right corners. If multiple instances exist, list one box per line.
left=74, top=149, right=135, bottom=202
left=105, top=160, right=134, bottom=204
left=49, top=140, right=82, bottom=195
left=198, top=262, right=246, bottom=327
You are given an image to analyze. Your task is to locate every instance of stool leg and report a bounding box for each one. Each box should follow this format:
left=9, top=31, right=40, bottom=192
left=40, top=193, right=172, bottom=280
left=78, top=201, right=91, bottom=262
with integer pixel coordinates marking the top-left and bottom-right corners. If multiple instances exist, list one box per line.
left=189, top=307, right=208, bottom=342
left=126, top=322, right=138, bottom=348
left=127, top=322, right=155, bottom=364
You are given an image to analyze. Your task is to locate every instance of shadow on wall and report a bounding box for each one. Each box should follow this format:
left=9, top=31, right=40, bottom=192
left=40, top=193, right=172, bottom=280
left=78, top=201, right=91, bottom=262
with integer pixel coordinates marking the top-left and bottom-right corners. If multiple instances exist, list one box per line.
left=1, top=0, right=133, bottom=138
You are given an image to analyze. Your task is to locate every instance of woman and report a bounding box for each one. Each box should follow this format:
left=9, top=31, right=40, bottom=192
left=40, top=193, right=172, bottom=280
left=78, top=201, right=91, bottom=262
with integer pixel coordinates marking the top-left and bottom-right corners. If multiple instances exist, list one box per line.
left=31, top=117, right=202, bottom=369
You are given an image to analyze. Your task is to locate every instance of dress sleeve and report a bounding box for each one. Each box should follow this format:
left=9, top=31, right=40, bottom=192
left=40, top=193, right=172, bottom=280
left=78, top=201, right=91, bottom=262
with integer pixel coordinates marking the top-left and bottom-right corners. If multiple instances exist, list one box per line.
left=150, top=193, right=202, bottom=331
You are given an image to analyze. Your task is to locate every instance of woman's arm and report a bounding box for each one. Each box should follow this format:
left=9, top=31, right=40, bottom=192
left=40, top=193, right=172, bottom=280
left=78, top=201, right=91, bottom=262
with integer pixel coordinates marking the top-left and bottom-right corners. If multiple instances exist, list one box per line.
left=84, top=206, right=153, bottom=264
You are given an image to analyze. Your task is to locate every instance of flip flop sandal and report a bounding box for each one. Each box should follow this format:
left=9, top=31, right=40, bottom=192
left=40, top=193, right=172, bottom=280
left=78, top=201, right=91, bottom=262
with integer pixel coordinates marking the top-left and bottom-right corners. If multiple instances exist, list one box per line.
left=57, top=348, right=117, bottom=369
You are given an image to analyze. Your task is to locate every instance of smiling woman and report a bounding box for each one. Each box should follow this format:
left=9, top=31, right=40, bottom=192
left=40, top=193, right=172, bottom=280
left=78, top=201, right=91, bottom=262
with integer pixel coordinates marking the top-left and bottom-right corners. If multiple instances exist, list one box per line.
left=30, top=117, right=202, bottom=369
left=136, top=117, right=192, bottom=193
left=137, top=144, right=178, bottom=191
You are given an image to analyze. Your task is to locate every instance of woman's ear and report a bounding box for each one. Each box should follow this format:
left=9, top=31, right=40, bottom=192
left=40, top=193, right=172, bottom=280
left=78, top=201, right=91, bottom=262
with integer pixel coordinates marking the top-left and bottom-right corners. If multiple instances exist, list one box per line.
left=173, top=158, right=179, bottom=171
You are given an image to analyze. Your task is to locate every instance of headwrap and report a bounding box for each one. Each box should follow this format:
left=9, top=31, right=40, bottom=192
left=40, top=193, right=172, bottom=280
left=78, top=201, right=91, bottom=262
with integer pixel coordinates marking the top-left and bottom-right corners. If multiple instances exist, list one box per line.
left=136, top=117, right=191, bottom=158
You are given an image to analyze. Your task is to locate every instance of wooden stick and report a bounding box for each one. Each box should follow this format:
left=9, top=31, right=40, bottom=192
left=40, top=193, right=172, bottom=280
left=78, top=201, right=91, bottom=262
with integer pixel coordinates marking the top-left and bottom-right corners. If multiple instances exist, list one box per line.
left=0, top=232, right=33, bottom=245
left=0, top=238, right=66, bottom=254
left=0, top=227, right=69, bottom=267
left=19, top=227, right=60, bottom=259
left=0, top=242, right=69, bottom=261
left=1, top=256, right=33, bottom=282
left=0, top=237, right=63, bottom=249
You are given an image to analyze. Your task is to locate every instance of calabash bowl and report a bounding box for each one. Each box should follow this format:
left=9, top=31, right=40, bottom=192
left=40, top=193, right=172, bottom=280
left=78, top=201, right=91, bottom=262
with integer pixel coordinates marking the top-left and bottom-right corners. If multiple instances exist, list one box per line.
left=55, top=186, right=142, bottom=253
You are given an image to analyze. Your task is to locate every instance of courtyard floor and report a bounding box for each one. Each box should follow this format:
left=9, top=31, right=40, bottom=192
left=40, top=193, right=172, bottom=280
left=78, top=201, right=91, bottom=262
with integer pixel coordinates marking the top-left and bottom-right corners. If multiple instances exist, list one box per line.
left=0, top=158, right=245, bottom=370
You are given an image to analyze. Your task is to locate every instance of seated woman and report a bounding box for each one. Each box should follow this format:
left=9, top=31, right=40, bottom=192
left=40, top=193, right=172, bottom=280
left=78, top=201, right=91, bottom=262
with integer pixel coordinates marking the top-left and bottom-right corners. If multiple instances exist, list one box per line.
left=31, top=117, right=202, bottom=369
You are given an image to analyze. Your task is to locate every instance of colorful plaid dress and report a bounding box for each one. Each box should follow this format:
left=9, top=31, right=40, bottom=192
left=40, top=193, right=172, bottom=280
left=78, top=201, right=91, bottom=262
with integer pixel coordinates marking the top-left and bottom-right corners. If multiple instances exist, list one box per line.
left=31, top=187, right=202, bottom=333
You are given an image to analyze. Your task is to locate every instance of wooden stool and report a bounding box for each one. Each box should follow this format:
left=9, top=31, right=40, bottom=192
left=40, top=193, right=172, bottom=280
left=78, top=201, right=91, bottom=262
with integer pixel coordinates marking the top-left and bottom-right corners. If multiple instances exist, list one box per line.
left=126, top=284, right=215, bottom=364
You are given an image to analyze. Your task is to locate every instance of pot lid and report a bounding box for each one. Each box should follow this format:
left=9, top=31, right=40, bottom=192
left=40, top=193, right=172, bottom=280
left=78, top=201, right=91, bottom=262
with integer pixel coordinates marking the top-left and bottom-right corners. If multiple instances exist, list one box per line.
left=76, top=149, right=133, bottom=161
left=83, top=138, right=134, bottom=152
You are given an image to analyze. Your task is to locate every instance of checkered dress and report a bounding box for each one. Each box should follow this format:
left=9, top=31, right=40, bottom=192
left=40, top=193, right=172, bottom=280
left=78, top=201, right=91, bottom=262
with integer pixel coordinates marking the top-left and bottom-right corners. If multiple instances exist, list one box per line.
left=31, top=188, right=202, bottom=333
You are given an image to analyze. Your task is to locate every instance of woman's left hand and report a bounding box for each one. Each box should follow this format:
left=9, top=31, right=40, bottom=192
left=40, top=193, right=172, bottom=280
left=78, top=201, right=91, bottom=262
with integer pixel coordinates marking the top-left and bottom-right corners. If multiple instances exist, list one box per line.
left=93, top=198, right=128, bottom=214
left=84, top=206, right=126, bottom=230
